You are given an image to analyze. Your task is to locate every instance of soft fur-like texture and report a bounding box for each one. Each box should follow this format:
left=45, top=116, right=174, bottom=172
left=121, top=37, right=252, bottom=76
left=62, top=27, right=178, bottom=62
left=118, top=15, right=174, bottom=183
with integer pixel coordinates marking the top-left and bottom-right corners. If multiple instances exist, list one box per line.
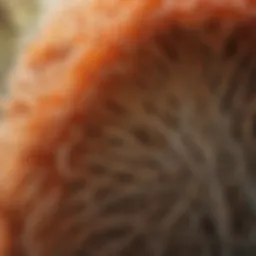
left=0, top=0, right=256, bottom=255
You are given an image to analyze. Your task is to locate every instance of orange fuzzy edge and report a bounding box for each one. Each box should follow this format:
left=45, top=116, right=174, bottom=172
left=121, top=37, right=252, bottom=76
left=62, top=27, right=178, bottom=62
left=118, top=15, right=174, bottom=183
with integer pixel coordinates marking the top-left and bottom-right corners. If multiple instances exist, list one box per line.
left=0, top=0, right=256, bottom=253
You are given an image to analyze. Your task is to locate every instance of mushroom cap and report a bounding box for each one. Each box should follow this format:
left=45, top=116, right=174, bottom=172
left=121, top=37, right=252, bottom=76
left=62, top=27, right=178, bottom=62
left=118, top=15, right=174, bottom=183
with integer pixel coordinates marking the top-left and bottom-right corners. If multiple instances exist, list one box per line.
left=0, top=0, right=255, bottom=255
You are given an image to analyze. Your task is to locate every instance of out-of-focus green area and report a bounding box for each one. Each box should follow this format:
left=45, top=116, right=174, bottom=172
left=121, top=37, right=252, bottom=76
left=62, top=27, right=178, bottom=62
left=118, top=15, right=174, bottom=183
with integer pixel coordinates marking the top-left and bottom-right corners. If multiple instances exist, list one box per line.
left=0, top=0, right=39, bottom=85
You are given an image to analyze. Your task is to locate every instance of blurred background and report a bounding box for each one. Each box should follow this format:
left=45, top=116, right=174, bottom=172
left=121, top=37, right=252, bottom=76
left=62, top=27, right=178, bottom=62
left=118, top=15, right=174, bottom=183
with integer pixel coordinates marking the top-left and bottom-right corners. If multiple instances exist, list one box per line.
left=0, top=0, right=39, bottom=86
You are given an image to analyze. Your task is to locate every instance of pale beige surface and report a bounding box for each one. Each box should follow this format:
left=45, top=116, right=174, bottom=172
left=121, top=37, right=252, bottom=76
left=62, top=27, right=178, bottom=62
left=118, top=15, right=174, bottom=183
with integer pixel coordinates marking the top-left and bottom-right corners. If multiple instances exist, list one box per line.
left=0, top=0, right=39, bottom=85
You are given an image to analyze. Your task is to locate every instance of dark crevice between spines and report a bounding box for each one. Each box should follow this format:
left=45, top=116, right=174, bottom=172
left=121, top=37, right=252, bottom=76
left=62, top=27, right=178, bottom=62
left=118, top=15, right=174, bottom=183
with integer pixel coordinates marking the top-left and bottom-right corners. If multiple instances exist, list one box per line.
left=132, top=127, right=151, bottom=145
left=84, top=226, right=132, bottom=251
left=105, top=99, right=127, bottom=116
left=102, top=194, right=148, bottom=215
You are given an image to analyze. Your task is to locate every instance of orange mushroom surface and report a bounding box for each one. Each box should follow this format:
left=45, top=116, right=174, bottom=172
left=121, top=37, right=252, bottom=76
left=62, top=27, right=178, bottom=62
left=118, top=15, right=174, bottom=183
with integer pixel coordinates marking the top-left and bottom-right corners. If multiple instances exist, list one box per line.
left=0, top=0, right=256, bottom=255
